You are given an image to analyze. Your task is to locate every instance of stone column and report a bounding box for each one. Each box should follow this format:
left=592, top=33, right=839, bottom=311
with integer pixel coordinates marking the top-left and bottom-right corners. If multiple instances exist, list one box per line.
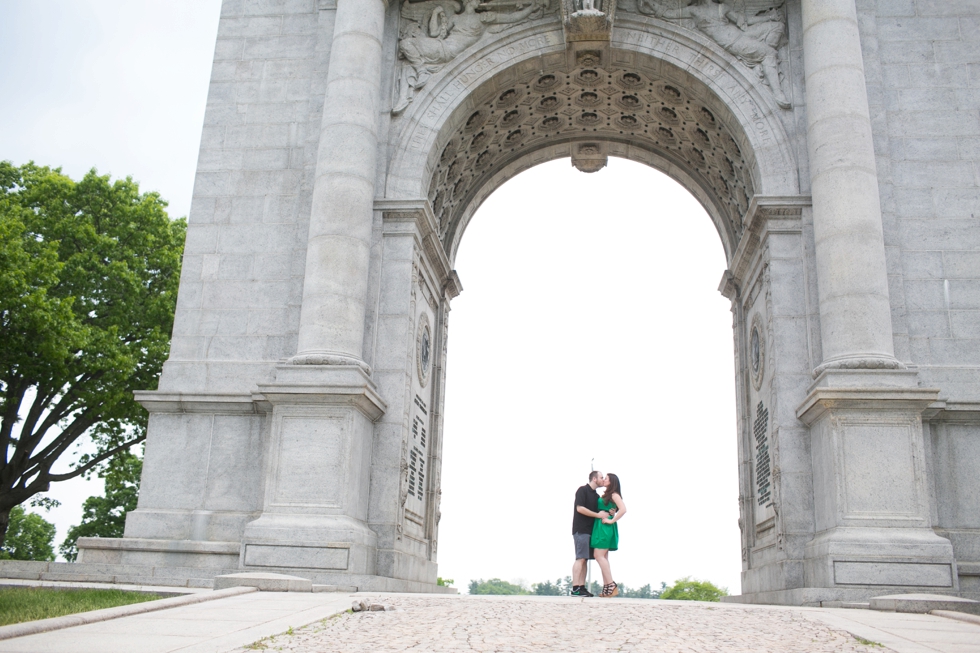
left=290, top=0, right=387, bottom=370
left=801, top=0, right=900, bottom=375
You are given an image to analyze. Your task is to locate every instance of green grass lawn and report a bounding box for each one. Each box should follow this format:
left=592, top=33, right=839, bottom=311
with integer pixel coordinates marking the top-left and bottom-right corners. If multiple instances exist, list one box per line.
left=0, top=587, right=164, bottom=626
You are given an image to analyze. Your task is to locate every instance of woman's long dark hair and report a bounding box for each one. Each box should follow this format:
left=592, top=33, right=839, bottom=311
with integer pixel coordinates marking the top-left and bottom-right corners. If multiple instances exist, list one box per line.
left=603, top=473, right=622, bottom=504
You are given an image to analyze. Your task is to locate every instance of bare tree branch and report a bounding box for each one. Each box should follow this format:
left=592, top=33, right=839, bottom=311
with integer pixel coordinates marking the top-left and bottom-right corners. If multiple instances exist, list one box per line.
left=19, top=410, right=98, bottom=482
left=11, top=384, right=61, bottom=460
left=0, top=377, right=29, bottom=467
left=46, top=435, right=146, bottom=483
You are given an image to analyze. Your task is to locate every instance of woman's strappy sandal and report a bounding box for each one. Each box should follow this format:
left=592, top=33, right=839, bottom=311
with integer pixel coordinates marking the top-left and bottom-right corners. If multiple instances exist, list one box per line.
left=600, top=582, right=619, bottom=598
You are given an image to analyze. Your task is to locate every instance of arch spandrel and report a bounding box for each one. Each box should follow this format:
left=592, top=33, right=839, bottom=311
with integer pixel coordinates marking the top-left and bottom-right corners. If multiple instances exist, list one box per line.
left=384, top=14, right=800, bottom=266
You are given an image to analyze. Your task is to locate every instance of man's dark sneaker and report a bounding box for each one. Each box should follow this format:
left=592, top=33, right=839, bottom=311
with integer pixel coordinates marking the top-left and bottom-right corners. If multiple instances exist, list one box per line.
left=570, top=586, right=593, bottom=597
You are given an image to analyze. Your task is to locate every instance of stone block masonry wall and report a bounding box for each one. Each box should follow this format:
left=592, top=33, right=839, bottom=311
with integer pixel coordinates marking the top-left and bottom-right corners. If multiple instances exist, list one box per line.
left=859, top=0, right=980, bottom=585
left=124, top=0, right=336, bottom=547
left=859, top=0, right=980, bottom=400
left=162, top=0, right=333, bottom=396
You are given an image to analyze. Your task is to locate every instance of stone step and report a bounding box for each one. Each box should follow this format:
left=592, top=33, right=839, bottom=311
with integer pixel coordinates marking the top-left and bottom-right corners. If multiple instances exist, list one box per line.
left=869, top=593, right=980, bottom=615
left=0, top=560, right=453, bottom=594
left=214, top=572, right=312, bottom=592
left=0, top=560, right=235, bottom=589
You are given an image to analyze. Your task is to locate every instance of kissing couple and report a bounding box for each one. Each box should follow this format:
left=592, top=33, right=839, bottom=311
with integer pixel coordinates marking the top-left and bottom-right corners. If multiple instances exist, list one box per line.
left=571, top=470, right=627, bottom=598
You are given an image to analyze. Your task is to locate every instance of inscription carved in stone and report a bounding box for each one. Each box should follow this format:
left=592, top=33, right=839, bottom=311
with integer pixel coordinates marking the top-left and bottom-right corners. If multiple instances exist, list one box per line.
left=754, top=400, right=771, bottom=507
left=394, top=0, right=557, bottom=114
left=407, top=394, right=429, bottom=510
left=633, top=0, right=790, bottom=109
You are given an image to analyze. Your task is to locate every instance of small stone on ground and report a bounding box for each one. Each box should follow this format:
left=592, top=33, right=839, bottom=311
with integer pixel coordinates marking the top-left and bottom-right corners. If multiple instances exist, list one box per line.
left=230, top=597, right=892, bottom=652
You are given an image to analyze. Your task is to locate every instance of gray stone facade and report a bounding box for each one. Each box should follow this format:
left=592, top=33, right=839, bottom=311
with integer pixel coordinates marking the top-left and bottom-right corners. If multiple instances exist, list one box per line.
left=7, top=0, right=970, bottom=603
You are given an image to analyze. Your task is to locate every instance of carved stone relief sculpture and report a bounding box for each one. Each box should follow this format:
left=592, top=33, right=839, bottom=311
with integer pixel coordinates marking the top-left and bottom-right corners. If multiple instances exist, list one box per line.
left=635, top=0, right=790, bottom=109
left=394, top=0, right=555, bottom=114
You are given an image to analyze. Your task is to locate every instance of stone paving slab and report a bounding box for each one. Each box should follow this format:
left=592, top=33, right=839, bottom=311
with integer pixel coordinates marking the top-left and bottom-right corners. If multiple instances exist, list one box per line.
left=810, top=608, right=980, bottom=653
left=225, top=595, right=974, bottom=653
left=0, top=590, right=353, bottom=653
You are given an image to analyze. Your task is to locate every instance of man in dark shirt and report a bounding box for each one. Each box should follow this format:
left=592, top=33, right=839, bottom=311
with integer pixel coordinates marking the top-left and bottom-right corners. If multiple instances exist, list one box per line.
left=571, top=470, right=608, bottom=597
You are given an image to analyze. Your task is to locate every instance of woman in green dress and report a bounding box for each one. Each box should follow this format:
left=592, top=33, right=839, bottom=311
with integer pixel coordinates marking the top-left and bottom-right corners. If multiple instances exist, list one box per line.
left=591, top=473, right=627, bottom=598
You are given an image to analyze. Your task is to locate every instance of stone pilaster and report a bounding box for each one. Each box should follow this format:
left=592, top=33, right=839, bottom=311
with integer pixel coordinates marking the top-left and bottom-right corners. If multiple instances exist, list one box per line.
left=290, top=0, right=387, bottom=370
left=798, top=0, right=956, bottom=596
left=238, top=0, right=390, bottom=580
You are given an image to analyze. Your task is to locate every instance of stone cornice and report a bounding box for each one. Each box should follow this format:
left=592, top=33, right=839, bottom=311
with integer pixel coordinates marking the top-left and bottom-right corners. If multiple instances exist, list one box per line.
left=134, top=391, right=263, bottom=414
left=722, top=194, right=811, bottom=299
left=256, top=365, right=387, bottom=422
left=377, top=199, right=463, bottom=300
left=922, top=400, right=980, bottom=422
left=796, top=386, right=941, bottom=426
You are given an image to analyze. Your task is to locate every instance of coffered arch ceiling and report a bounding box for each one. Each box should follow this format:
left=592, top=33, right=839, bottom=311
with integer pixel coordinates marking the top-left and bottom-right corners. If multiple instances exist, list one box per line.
left=420, top=51, right=762, bottom=264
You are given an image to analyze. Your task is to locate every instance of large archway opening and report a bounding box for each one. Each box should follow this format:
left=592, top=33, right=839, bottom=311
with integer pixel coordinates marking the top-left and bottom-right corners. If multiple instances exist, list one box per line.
left=437, top=156, right=740, bottom=593
left=382, top=27, right=801, bottom=598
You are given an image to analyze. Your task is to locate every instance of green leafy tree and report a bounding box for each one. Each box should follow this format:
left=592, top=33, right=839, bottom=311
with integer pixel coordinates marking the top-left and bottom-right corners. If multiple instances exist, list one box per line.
left=0, top=161, right=185, bottom=547
left=0, top=505, right=55, bottom=561
left=468, top=578, right=529, bottom=595
left=660, top=577, right=728, bottom=602
left=59, top=451, right=142, bottom=562
left=436, top=577, right=454, bottom=587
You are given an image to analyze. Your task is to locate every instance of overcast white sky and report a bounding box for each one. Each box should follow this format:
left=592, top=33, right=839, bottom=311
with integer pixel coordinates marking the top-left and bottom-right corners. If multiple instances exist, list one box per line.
left=0, top=1, right=741, bottom=594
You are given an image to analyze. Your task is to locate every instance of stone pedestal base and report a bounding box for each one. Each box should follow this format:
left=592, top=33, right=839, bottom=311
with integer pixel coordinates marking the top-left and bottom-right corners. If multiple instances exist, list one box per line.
left=240, top=366, right=386, bottom=578
left=796, top=370, right=956, bottom=594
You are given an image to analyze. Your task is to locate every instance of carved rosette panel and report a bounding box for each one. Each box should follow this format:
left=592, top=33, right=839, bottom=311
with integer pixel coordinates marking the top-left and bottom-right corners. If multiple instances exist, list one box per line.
left=428, top=63, right=755, bottom=247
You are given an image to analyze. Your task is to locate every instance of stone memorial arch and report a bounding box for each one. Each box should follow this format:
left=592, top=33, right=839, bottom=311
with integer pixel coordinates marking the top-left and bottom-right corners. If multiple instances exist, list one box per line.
left=65, top=0, right=979, bottom=605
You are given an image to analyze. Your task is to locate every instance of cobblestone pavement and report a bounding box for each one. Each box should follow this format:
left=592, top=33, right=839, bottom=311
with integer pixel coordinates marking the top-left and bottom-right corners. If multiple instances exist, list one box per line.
left=232, top=596, right=891, bottom=652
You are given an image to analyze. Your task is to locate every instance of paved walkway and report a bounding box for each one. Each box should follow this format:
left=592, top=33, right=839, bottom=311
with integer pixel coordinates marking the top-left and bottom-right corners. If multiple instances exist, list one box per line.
left=0, top=590, right=351, bottom=653
left=1, top=591, right=978, bottom=653
left=225, top=595, right=980, bottom=653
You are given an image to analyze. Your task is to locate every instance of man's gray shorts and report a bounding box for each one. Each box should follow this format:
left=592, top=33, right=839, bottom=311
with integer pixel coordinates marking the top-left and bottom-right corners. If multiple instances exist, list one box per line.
left=573, top=533, right=594, bottom=560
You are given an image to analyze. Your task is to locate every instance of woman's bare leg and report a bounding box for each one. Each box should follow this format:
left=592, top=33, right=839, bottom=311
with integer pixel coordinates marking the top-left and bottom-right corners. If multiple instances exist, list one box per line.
left=594, top=549, right=613, bottom=586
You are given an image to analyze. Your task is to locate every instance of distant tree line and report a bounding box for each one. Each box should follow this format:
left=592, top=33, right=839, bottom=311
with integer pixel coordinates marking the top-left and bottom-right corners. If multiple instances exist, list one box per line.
left=468, top=576, right=728, bottom=601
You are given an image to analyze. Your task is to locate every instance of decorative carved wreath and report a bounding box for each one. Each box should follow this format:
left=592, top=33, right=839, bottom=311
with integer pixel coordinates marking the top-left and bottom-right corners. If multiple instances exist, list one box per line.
left=749, top=312, right=766, bottom=391
left=417, top=311, right=432, bottom=387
